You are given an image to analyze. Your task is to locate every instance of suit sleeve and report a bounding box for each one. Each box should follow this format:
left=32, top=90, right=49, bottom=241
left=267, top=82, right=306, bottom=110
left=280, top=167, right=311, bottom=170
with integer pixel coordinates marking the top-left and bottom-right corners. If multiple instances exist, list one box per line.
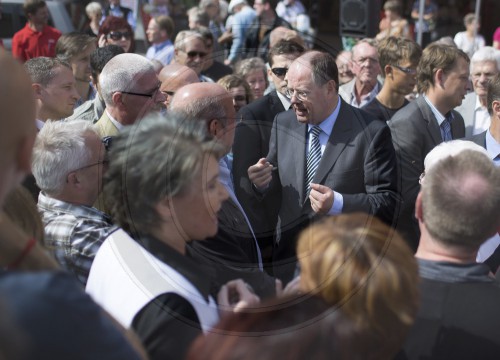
left=342, top=122, right=400, bottom=225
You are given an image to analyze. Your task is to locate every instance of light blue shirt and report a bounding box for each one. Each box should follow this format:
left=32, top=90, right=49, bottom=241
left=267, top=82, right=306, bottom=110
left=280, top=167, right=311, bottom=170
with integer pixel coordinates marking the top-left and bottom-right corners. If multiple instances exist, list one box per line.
left=227, top=6, right=257, bottom=63
left=146, top=39, right=174, bottom=65
left=306, top=98, right=343, bottom=215
left=485, top=129, right=500, bottom=166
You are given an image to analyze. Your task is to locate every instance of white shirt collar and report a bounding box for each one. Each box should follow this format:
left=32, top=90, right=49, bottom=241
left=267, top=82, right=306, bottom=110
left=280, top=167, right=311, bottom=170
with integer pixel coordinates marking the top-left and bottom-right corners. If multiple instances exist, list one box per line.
left=276, top=90, right=291, bottom=110
left=106, top=110, right=124, bottom=131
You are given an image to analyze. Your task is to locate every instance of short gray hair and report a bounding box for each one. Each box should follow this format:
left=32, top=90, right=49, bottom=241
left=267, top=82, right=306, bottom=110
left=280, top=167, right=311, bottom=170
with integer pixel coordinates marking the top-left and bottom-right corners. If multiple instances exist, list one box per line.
left=470, top=46, right=500, bottom=72
left=104, top=112, right=225, bottom=237
left=99, top=53, right=155, bottom=106
left=24, top=57, right=71, bottom=86
left=32, top=120, right=96, bottom=195
left=85, top=1, right=102, bottom=17
left=174, top=30, right=205, bottom=51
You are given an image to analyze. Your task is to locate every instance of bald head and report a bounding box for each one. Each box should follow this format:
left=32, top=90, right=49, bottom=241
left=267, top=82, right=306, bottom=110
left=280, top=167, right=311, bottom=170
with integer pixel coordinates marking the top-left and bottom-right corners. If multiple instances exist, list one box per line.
left=159, top=64, right=199, bottom=108
left=0, top=50, right=37, bottom=205
left=170, top=82, right=235, bottom=153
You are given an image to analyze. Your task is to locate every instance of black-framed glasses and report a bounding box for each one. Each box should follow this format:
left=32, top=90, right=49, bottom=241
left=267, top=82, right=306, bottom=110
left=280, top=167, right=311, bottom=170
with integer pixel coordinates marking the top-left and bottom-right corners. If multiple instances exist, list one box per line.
left=180, top=49, right=207, bottom=58
left=73, top=160, right=109, bottom=172
left=392, top=64, right=417, bottom=75
left=120, top=83, right=161, bottom=99
left=108, top=31, right=132, bottom=41
left=271, top=67, right=288, bottom=77
left=161, top=90, right=175, bottom=97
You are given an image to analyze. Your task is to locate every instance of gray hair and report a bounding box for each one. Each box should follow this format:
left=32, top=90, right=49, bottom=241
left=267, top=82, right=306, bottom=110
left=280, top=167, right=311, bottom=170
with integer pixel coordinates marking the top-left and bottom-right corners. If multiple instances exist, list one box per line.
left=174, top=30, right=205, bottom=51
left=422, top=150, right=500, bottom=249
left=470, top=46, right=500, bottom=72
left=24, top=57, right=72, bottom=86
left=99, top=53, right=155, bottom=106
left=423, top=139, right=488, bottom=173
left=104, top=112, right=225, bottom=236
left=32, top=120, right=96, bottom=195
left=85, top=1, right=102, bottom=17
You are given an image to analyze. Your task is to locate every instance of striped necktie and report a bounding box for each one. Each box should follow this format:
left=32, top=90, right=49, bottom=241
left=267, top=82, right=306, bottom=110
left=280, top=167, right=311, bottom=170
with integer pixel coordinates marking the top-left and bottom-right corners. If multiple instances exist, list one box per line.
left=305, top=125, right=322, bottom=196
left=440, top=113, right=453, bottom=142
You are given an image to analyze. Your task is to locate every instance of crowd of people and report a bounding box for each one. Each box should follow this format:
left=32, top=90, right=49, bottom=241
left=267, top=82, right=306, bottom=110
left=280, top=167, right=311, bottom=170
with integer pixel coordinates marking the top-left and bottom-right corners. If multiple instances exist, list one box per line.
left=1, top=0, right=500, bottom=359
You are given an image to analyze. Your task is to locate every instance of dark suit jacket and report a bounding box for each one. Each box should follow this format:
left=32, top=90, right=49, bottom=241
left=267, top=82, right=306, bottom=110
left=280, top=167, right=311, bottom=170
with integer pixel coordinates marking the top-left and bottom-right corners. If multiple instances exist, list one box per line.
left=469, top=130, right=487, bottom=147
left=389, top=96, right=465, bottom=251
left=233, top=91, right=285, bottom=246
left=187, top=197, right=276, bottom=298
left=245, top=16, right=292, bottom=60
left=266, top=99, right=399, bottom=282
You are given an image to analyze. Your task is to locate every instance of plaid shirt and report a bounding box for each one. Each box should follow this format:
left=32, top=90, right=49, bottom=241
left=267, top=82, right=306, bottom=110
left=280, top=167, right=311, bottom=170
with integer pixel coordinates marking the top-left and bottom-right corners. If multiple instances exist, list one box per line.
left=38, top=192, right=115, bottom=286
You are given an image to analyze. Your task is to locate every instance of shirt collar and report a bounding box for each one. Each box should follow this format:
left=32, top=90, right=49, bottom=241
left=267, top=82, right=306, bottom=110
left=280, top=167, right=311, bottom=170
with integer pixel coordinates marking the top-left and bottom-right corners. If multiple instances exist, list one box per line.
left=475, top=94, right=487, bottom=111
left=38, top=192, right=110, bottom=221
left=417, top=258, right=496, bottom=283
left=485, top=129, right=500, bottom=161
left=135, top=233, right=216, bottom=301
left=423, top=94, right=446, bottom=126
left=351, top=82, right=380, bottom=107
left=106, top=110, right=124, bottom=131
left=308, top=97, right=342, bottom=137
left=276, top=90, right=291, bottom=110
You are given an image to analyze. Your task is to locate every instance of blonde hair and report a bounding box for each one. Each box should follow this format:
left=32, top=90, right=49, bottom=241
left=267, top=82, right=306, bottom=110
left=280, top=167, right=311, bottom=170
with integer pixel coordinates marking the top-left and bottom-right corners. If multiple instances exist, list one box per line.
left=297, top=213, right=419, bottom=352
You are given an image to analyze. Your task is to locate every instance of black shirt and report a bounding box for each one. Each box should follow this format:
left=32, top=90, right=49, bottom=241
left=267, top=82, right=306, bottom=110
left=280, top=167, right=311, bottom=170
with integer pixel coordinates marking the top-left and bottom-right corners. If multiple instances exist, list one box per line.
left=362, top=97, right=409, bottom=122
left=131, top=235, right=216, bottom=360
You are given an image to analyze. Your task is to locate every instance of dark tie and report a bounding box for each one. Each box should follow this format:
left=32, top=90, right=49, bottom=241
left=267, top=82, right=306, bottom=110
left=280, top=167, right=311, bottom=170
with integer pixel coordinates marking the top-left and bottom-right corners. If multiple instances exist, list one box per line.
left=440, top=114, right=453, bottom=142
left=305, top=125, right=322, bottom=196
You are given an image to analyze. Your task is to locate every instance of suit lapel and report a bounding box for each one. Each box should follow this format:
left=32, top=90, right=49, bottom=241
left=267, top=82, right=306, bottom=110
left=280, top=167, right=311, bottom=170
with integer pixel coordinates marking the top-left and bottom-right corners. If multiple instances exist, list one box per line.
left=417, top=97, right=442, bottom=145
left=269, top=91, right=286, bottom=114
left=311, top=101, right=352, bottom=188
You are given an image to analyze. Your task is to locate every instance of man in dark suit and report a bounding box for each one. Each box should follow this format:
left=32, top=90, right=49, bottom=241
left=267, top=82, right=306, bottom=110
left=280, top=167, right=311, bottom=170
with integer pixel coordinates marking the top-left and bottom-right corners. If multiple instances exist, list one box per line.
left=170, top=82, right=277, bottom=298
left=233, top=39, right=304, bottom=262
left=248, top=51, right=399, bottom=283
left=389, top=44, right=469, bottom=251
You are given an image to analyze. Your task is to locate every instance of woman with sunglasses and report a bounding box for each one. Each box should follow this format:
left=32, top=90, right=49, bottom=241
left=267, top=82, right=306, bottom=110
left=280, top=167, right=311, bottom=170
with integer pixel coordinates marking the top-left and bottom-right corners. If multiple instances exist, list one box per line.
left=98, top=16, right=135, bottom=53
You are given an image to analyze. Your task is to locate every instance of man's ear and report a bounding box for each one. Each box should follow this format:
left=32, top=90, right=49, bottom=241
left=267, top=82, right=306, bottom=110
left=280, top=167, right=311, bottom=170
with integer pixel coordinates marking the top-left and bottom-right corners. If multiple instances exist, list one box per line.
left=155, top=196, right=173, bottom=219
left=111, top=91, right=123, bottom=106
left=208, top=118, right=221, bottom=137
left=435, top=68, right=445, bottom=88
left=415, top=191, right=424, bottom=222
left=385, top=64, right=393, bottom=79
left=32, top=83, right=43, bottom=99
left=492, top=100, right=500, bottom=115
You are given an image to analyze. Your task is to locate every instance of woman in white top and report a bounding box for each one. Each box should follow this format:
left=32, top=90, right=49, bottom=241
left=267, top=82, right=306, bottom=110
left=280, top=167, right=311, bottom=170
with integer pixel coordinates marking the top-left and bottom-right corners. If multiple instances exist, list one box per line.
left=454, top=13, right=485, bottom=58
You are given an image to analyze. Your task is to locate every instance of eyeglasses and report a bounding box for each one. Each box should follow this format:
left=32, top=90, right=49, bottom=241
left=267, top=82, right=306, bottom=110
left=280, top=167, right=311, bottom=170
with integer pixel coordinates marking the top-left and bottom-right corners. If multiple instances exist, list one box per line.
left=120, top=83, right=162, bottom=99
left=73, top=160, right=109, bottom=172
left=161, top=90, right=175, bottom=97
left=285, top=88, right=309, bottom=102
left=392, top=64, right=417, bottom=75
left=271, top=67, right=288, bottom=77
left=180, top=49, right=207, bottom=58
left=107, top=31, right=132, bottom=41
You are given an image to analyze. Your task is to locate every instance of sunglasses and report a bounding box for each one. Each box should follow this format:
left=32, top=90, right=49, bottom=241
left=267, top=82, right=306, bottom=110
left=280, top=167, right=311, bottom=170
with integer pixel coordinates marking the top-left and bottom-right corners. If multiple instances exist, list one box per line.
left=180, top=49, right=207, bottom=58
left=107, top=31, right=132, bottom=41
left=271, top=67, right=288, bottom=77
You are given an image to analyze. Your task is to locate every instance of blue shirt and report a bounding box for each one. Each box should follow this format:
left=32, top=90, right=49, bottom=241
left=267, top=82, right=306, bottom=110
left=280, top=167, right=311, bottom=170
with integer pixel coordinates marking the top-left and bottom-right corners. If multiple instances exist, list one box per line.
left=146, top=39, right=174, bottom=65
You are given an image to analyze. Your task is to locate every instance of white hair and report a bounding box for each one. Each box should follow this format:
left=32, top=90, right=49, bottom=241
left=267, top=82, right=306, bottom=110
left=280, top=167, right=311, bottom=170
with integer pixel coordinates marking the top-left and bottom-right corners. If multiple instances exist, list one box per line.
left=32, top=120, right=96, bottom=195
left=424, top=139, right=489, bottom=173
left=470, top=46, right=500, bottom=72
left=99, top=53, right=156, bottom=106
left=85, top=1, right=102, bottom=17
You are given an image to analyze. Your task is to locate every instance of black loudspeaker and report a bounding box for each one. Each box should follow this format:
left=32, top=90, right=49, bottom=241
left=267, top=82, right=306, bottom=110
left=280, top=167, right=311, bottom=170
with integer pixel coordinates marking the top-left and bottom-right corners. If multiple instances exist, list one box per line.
left=340, top=0, right=381, bottom=38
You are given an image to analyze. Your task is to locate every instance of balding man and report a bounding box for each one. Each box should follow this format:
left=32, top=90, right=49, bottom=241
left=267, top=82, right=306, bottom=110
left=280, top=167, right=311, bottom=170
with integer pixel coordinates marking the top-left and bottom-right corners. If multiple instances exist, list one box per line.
left=399, top=147, right=500, bottom=359
left=158, top=63, right=199, bottom=109
left=248, top=51, right=398, bottom=283
left=171, top=82, right=277, bottom=297
left=0, top=49, right=144, bottom=359
left=95, top=53, right=165, bottom=138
